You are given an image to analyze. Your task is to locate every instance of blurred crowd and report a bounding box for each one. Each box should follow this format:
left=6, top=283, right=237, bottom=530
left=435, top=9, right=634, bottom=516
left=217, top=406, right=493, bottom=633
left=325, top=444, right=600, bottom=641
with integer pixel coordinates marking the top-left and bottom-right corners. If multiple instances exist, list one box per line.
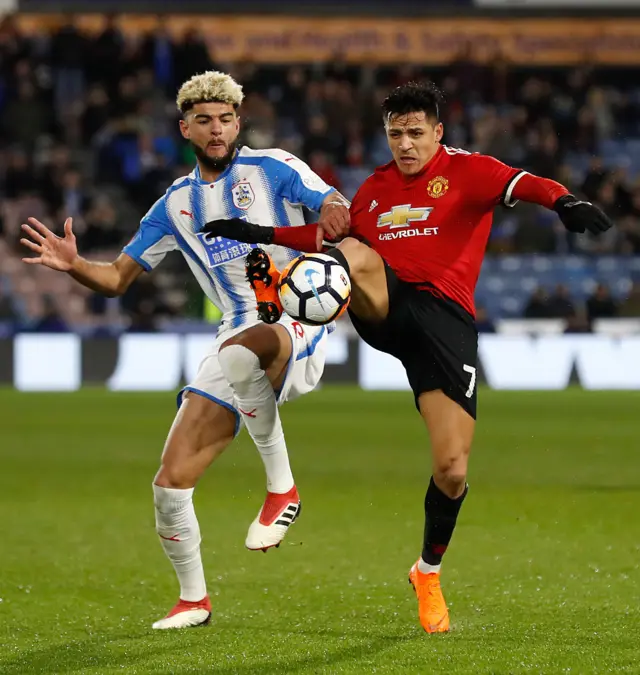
left=1, top=14, right=640, bottom=333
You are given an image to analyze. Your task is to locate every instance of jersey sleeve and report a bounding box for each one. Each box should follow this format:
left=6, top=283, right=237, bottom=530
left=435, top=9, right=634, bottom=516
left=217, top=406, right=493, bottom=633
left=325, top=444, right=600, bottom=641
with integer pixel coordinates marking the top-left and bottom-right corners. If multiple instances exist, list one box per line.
left=469, top=154, right=527, bottom=209
left=276, top=155, right=335, bottom=211
left=122, top=196, right=178, bottom=271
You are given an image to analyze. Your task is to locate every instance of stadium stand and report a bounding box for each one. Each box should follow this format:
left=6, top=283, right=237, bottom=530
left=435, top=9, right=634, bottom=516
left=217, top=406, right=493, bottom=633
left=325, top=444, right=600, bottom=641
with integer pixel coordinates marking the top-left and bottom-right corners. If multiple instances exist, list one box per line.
left=2, top=13, right=640, bottom=335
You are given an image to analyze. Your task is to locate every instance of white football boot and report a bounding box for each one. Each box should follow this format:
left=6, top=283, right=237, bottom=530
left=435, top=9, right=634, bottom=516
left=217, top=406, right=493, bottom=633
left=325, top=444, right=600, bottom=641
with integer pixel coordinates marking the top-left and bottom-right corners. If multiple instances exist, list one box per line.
left=246, top=485, right=301, bottom=551
left=152, top=595, right=211, bottom=629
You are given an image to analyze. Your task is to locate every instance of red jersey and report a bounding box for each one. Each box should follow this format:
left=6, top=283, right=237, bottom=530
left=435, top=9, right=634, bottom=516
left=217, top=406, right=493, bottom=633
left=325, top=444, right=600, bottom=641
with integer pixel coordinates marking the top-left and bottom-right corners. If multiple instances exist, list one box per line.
left=349, top=145, right=525, bottom=317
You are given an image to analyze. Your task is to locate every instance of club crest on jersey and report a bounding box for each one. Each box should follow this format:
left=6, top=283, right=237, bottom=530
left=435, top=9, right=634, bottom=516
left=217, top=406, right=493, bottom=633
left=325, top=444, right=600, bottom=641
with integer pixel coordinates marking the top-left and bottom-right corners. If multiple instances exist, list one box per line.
left=426, top=176, right=449, bottom=199
left=232, top=181, right=255, bottom=210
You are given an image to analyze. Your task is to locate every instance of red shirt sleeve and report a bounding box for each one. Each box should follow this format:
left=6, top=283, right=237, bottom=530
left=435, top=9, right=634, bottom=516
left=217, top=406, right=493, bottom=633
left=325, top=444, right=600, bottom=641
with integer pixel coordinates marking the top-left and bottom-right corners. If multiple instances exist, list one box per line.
left=510, top=172, right=569, bottom=209
left=466, top=154, right=524, bottom=207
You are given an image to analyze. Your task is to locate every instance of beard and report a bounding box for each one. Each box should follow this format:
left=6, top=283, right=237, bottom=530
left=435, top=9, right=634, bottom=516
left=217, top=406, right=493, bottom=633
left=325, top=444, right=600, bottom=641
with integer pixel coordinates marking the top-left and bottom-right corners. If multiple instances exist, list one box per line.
left=191, top=139, right=238, bottom=172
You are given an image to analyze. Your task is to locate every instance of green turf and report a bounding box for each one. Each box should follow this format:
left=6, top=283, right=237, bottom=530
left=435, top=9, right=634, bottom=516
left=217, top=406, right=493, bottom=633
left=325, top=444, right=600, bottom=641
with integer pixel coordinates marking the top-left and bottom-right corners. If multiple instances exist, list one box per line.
left=1, top=386, right=639, bottom=674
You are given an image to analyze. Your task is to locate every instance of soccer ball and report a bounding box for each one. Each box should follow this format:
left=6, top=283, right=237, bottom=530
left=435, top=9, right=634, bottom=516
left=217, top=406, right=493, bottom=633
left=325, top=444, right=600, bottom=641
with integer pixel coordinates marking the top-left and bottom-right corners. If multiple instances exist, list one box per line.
left=278, top=253, right=351, bottom=326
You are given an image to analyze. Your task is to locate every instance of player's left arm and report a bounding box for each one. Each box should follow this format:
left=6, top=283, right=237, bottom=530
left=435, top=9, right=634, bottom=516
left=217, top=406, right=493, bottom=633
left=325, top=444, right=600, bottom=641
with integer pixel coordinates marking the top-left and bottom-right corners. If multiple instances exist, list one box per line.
left=474, top=155, right=614, bottom=235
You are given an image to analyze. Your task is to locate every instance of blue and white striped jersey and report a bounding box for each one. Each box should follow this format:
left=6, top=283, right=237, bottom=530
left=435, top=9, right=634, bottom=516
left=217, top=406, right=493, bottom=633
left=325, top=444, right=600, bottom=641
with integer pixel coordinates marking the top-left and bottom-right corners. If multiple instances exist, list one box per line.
left=123, top=146, right=335, bottom=331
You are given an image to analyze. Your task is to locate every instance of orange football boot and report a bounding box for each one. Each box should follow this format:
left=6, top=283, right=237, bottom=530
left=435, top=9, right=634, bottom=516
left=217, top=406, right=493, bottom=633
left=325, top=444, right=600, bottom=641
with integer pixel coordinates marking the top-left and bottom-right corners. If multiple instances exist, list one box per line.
left=408, top=560, right=450, bottom=633
left=245, top=247, right=283, bottom=324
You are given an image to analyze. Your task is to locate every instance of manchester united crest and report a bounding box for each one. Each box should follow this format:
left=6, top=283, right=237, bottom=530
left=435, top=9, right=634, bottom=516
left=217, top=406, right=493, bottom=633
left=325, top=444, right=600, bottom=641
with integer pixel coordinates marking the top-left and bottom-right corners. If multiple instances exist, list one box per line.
left=232, top=181, right=255, bottom=210
left=427, top=176, right=449, bottom=199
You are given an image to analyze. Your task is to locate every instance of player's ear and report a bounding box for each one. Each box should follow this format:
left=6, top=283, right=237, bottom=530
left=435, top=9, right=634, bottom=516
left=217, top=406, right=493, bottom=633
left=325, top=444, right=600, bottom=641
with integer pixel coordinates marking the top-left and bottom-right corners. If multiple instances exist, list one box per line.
left=179, top=117, right=190, bottom=140
left=434, top=122, right=444, bottom=142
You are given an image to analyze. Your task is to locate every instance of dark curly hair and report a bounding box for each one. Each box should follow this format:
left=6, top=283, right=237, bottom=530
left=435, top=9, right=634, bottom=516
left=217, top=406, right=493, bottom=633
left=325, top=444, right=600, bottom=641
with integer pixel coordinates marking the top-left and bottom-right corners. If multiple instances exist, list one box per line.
left=381, top=81, right=443, bottom=123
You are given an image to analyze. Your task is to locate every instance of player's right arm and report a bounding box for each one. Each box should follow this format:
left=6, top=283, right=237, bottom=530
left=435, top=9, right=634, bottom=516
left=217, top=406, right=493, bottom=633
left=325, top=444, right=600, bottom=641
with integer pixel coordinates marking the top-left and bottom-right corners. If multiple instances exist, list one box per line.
left=466, top=153, right=613, bottom=235
left=21, top=196, right=178, bottom=296
left=21, top=216, right=143, bottom=296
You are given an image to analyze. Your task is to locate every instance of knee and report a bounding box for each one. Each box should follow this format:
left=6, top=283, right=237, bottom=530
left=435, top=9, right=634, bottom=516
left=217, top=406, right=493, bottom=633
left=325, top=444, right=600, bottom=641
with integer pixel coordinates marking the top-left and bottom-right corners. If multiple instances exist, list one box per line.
left=432, top=442, right=471, bottom=497
left=154, top=461, right=196, bottom=490
left=218, top=341, right=260, bottom=387
left=337, top=237, right=367, bottom=276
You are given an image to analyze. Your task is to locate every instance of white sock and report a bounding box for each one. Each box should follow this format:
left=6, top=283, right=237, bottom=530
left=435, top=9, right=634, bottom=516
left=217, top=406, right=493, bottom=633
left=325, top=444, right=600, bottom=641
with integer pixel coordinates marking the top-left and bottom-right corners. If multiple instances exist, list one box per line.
left=153, top=484, right=207, bottom=602
left=219, top=344, right=294, bottom=494
left=418, top=558, right=442, bottom=575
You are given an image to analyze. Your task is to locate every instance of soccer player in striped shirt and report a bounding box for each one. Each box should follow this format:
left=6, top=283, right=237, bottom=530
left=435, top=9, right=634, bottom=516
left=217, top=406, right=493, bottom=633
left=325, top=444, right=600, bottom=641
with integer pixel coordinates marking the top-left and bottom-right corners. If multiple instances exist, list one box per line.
left=20, top=71, right=350, bottom=629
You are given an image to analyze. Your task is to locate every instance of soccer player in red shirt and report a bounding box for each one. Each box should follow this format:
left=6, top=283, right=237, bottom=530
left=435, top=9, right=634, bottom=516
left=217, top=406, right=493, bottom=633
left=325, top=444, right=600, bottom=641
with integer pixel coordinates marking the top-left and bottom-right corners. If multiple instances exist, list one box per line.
left=203, top=82, right=613, bottom=633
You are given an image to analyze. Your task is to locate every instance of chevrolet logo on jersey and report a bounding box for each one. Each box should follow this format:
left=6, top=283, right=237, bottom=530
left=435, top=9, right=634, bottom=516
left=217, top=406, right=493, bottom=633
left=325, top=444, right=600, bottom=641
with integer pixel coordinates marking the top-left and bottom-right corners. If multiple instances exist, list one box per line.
left=376, top=204, right=433, bottom=229
left=376, top=204, right=439, bottom=241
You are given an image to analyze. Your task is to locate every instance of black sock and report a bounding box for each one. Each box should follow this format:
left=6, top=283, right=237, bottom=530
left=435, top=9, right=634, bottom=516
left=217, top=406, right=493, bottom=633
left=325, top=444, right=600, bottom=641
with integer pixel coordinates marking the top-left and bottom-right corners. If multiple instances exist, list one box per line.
left=325, top=248, right=351, bottom=276
left=422, top=476, right=468, bottom=565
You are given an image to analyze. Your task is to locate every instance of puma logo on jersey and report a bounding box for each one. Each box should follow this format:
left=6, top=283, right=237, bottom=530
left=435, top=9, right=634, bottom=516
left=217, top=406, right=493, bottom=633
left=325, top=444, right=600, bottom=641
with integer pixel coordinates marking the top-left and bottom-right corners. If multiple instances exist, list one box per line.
left=369, top=200, right=378, bottom=212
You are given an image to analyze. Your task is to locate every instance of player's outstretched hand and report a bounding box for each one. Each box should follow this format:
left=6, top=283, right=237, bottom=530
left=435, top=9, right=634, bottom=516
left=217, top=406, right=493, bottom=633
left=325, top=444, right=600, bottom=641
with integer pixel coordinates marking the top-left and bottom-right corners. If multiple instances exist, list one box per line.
left=20, top=217, right=78, bottom=271
left=554, top=195, right=613, bottom=235
left=202, top=218, right=274, bottom=245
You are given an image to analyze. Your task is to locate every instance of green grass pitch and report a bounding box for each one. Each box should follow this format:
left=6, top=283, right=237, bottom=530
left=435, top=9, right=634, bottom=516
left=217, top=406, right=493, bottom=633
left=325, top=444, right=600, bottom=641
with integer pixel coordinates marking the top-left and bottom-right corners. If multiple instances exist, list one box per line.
left=1, top=386, right=639, bottom=674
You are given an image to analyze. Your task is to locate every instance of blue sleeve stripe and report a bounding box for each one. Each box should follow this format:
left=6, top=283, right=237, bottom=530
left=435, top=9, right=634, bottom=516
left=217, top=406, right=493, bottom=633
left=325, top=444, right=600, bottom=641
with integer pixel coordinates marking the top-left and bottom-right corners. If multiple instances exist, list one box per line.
left=122, top=187, right=181, bottom=264
left=122, top=249, right=152, bottom=272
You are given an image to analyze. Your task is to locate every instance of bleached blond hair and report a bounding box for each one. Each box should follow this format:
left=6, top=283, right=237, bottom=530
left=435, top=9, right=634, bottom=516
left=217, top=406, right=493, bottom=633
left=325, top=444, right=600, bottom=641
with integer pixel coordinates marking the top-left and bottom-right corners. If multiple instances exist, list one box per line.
left=176, top=71, right=244, bottom=115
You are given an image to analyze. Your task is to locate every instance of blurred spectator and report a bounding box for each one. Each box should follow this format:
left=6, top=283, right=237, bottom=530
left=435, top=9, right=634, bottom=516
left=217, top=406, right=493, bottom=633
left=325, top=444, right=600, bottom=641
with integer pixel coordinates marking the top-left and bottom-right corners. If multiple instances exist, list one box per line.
left=524, top=131, right=560, bottom=180
left=303, top=115, right=335, bottom=159
left=50, top=169, right=91, bottom=219
left=127, top=302, right=159, bottom=333
left=308, top=151, right=341, bottom=193
left=49, top=17, right=86, bottom=99
left=142, top=17, right=176, bottom=95
left=547, top=284, right=576, bottom=319
left=524, top=287, right=551, bottom=319
left=175, top=27, right=213, bottom=87
left=564, top=308, right=591, bottom=334
left=81, top=197, right=125, bottom=252
left=89, top=14, right=124, bottom=89
left=121, top=274, right=161, bottom=319
left=475, top=306, right=495, bottom=333
left=81, top=84, right=111, bottom=144
left=0, top=287, right=18, bottom=323
left=1, top=80, right=49, bottom=149
left=33, top=295, right=69, bottom=332
left=618, top=283, right=640, bottom=317
left=4, top=148, right=32, bottom=199
left=586, top=283, right=618, bottom=322
left=581, top=157, right=608, bottom=202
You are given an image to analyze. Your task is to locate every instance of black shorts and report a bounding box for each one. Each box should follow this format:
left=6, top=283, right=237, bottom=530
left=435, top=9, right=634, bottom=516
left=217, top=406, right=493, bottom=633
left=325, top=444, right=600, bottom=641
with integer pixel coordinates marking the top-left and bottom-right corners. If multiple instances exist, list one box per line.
left=349, top=265, right=479, bottom=419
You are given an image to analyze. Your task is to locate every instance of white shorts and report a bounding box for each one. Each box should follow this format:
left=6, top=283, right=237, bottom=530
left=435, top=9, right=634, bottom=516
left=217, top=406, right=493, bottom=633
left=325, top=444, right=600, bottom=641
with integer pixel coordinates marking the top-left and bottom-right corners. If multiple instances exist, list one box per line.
left=177, top=316, right=328, bottom=435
